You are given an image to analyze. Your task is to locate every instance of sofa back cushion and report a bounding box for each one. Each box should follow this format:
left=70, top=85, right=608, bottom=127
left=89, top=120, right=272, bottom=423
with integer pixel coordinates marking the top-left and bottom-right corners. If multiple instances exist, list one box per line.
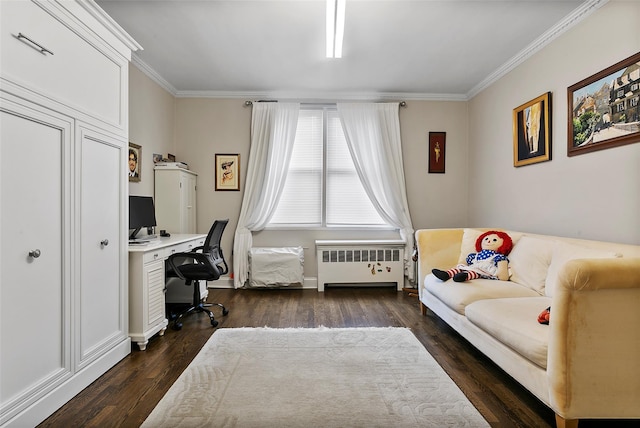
left=508, top=236, right=553, bottom=295
left=544, top=241, right=621, bottom=297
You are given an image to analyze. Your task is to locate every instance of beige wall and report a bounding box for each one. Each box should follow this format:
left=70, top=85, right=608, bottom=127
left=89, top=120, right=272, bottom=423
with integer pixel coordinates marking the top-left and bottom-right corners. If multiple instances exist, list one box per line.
left=128, top=0, right=640, bottom=281
left=401, top=100, right=469, bottom=229
left=169, top=98, right=468, bottom=280
left=173, top=98, right=251, bottom=258
left=128, top=65, right=176, bottom=198
left=468, top=0, right=640, bottom=244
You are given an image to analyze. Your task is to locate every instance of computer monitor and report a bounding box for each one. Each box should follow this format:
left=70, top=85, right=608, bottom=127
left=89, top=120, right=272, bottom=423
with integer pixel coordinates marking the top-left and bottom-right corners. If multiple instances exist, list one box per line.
left=129, top=195, right=157, bottom=240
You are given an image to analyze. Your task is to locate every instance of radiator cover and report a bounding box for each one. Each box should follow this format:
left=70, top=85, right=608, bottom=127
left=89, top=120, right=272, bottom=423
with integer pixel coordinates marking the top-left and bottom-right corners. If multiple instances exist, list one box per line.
left=249, top=246, right=304, bottom=287
left=315, top=239, right=405, bottom=292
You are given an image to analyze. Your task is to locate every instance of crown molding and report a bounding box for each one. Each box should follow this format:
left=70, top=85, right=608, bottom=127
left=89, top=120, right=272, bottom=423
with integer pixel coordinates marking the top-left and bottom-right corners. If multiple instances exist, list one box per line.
left=77, top=0, right=143, bottom=53
left=466, top=0, right=608, bottom=99
left=131, top=55, right=177, bottom=95
left=173, top=90, right=468, bottom=102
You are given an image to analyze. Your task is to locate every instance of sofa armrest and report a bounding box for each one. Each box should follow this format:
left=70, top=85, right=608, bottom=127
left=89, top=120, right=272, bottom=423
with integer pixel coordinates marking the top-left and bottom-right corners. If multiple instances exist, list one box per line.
left=415, top=229, right=464, bottom=291
left=547, top=257, right=640, bottom=420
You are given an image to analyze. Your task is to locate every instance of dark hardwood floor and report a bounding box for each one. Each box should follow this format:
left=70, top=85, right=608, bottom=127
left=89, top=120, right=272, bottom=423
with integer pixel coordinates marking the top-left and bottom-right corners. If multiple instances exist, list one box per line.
left=39, top=287, right=636, bottom=428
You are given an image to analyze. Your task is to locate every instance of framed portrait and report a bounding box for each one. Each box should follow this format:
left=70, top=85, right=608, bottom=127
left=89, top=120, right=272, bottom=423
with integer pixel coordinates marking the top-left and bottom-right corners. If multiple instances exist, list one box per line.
left=128, top=142, right=141, bottom=182
left=166, top=153, right=176, bottom=162
left=215, top=154, right=240, bottom=191
left=568, top=51, right=640, bottom=157
left=513, top=92, right=552, bottom=167
left=428, top=132, right=446, bottom=173
left=153, top=153, right=163, bottom=163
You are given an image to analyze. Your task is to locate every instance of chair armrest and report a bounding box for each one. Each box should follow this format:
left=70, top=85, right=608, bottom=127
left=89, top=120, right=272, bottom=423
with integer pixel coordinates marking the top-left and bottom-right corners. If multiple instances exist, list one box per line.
left=548, top=257, right=640, bottom=419
left=166, top=251, right=221, bottom=280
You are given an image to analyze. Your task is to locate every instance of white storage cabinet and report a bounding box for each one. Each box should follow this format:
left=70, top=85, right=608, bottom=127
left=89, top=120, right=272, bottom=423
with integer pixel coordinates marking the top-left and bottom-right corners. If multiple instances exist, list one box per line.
left=154, top=166, right=197, bottom=234
left=0, top=1, right=140, bottom=426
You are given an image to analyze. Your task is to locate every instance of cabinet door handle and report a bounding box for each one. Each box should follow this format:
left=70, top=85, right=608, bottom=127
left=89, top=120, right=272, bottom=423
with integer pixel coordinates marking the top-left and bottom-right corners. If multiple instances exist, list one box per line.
left=16, top=33, right=54, bottom=55
left=101, top=239, right=109, bottom=247
left=28, top=249, right=41, bottom=258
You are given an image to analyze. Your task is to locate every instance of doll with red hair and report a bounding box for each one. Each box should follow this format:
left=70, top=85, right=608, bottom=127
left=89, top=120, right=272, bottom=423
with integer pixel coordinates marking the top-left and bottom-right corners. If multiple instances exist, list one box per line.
left=432, top=230, right=514, bottom=282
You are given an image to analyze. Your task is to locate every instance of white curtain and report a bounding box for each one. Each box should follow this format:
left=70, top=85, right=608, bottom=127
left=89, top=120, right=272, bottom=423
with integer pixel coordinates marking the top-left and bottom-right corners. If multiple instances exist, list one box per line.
left=337, top=103, right=415, bottom=282
left=232, top=102, right=300, bottom=288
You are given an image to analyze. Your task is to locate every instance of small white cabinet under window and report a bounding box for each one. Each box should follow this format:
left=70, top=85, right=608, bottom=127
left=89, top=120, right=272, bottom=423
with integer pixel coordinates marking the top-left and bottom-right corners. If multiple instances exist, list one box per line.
left=154, top=166, right=197, bottom=234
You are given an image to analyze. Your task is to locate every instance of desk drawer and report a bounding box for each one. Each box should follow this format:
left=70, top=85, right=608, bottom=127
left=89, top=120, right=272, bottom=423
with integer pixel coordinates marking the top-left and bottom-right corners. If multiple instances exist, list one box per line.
left=1, top=1, right=124, bottom=126
left=142, top=249, right=168, bottom=264
left=167, top=241, right=196, bottom=257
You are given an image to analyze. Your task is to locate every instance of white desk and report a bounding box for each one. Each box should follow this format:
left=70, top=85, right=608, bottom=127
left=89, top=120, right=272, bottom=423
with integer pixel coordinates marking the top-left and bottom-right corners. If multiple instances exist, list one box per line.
left=128, top=234, right=206, bottom=350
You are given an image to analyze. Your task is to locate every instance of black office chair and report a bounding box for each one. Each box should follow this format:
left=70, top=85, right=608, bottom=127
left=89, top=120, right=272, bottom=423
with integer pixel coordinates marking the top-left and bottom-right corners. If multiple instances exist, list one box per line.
left=165, top=219, right=230, bottom=330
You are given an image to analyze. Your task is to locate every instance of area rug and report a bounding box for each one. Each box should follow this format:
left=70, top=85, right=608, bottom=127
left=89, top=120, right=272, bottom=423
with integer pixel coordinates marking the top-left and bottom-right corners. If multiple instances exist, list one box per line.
left=142, top=327, right=489, bottom=427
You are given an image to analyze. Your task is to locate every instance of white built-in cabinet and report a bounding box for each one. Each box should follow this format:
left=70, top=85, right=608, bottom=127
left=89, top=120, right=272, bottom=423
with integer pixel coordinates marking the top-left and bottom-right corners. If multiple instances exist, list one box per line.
left=0, top=1, right=140, bottom=426
left=154, top=166, right=198, bottom=234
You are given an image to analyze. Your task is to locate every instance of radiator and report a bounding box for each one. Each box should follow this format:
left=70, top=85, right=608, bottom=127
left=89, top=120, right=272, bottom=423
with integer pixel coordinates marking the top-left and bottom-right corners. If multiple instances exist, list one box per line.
left=315, top=239, right=405, bottom=292
left=249, top=246, right=304, bottom=287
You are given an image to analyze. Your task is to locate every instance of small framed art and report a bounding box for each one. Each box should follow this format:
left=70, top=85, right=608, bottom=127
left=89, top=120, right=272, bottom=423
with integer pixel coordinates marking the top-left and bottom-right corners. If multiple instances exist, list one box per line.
left=215, top=153, right=240, bottom=191
left=513, top=92, right=552, bottom=167
left=567, top=51, right=640, bottom=157
left=428, top=132, right=446, bottom=173
left=128, top=142, right=141, bottom=182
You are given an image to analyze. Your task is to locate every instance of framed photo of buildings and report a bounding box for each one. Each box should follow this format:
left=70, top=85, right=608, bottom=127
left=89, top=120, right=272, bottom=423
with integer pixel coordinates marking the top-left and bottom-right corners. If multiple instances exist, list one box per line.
left=513, top=92, right=552, bottom=167
left=215, top=153, right=240, bottom=191
left=567, top=51, right=640, bottom=157
left=428, top=132, right=446, bottom=173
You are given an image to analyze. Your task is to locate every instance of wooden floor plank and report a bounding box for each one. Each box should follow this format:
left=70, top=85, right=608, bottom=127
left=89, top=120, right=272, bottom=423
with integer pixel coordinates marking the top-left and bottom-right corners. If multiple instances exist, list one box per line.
left=38, top=287, right=636, bottom=427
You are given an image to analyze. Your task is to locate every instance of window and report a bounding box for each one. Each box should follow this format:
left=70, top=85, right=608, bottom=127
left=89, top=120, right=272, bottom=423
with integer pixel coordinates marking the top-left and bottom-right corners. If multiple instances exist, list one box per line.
left=269, top=107, right=387, bottom=227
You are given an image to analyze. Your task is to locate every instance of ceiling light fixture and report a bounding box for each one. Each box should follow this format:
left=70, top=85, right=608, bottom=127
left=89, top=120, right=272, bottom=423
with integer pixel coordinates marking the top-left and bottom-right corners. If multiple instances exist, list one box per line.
left=326, top=0, right=345, bottom=58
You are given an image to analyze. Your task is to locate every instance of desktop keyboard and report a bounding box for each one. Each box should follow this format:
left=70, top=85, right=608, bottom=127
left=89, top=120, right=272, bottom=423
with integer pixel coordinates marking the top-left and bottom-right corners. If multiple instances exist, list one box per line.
left=129, top=240, right=149, bottom=245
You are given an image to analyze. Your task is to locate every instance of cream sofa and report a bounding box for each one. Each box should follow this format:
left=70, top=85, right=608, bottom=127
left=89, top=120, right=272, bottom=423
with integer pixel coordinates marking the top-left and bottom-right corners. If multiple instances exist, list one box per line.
left=415, top=228, right=640, bottom=428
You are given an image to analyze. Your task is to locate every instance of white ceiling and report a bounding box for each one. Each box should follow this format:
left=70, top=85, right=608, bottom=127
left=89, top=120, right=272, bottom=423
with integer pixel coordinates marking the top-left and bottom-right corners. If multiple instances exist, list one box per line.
left=96, top=0, right=604, bottom=100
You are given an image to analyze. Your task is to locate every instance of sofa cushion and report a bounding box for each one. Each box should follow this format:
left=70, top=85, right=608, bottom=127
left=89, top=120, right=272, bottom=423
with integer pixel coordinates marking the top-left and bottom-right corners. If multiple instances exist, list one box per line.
left=508, top=236, right=553, bottom=295
left=544, top=241, right=621, bottom=297
left=424, top=274, right=540, bottom=315
left=466, top=297, right=552, bottom=368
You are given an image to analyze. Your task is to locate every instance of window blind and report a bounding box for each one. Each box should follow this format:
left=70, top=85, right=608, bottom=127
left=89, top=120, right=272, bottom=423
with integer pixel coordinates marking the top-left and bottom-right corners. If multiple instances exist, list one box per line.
left=269, top=107, right=386, bottom=227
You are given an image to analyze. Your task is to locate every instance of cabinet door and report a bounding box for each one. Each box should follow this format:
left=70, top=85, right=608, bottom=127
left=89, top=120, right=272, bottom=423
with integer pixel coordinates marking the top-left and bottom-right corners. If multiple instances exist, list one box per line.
left=183, top=172, right=197, bottom=233
left=0, top=101, right=72, bottom=423
left=144, top=259, right=166, bottom=330
left=78, top=127, right=127, bottom=368
left=0, top=0, right=126, bottom=128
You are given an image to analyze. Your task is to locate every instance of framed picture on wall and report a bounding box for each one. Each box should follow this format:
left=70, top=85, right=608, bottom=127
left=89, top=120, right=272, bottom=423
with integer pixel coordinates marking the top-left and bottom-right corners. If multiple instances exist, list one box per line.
left=567, top=51, right=640, bottom=157
left=215, top=153, right=240, bottom=191
left=428, top=132, right=446, bottom=173
left=128, top=142, right=141, bottom=182
left=513, top=92, right=552, bottom=167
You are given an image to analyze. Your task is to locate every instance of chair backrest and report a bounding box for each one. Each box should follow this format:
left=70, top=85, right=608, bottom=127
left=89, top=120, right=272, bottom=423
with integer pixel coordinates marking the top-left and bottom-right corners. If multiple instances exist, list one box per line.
left=203, top=219, right=229, bottom=275
left=203, top=219, right=228, bottom=251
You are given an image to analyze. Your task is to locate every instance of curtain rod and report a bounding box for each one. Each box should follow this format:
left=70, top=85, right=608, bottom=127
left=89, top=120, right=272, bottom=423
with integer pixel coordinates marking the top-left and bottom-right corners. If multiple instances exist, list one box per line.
left=244, top=100, right=407, bottom=107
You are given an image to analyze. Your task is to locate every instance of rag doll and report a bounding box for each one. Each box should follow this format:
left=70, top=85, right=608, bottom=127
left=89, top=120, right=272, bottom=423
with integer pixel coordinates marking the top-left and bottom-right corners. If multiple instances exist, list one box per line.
left=432, top=230, right=513, bottom=282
